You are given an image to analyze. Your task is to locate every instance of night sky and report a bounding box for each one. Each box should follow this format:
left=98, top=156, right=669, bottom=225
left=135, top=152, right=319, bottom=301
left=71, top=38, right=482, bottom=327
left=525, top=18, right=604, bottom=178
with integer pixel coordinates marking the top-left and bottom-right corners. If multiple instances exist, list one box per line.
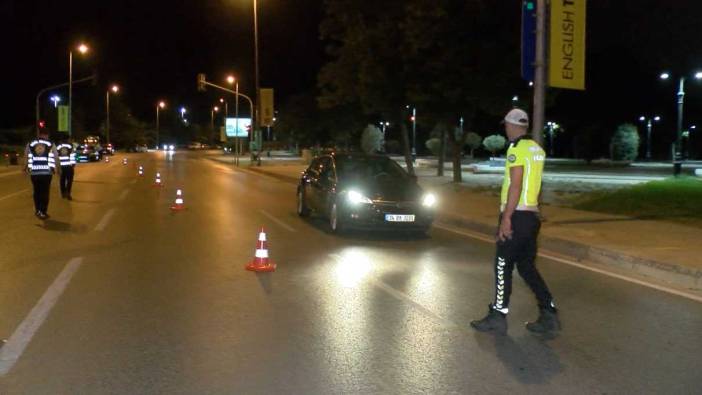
left=2, top=0, right=702, bottom=158
left=1, top=0, right=324, bottom=128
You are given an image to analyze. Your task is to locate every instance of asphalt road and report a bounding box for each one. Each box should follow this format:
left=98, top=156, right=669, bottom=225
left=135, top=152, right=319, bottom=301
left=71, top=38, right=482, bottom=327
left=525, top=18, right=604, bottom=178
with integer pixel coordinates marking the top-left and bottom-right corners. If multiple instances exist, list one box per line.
left=0, top=151, right=700, bottom=394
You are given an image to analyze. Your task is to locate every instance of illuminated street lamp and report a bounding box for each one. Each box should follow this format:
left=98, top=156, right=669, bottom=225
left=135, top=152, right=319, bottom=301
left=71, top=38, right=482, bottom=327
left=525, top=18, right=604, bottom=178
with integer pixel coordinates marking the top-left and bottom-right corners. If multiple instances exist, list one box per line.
left=226, top=75, right=239, bottom=144
left=211, top=105, right=220, bottom=131
left=660, top=70, right=702, bottom=173
left=69, top=43, right=89, bottom=138
left=106, top=84, right=119, bottom=145
left=639, top=115, right=661, bottom=160
left=156, top=101, right=166, bottom=148
left=50, top=95, right=61, bottom=108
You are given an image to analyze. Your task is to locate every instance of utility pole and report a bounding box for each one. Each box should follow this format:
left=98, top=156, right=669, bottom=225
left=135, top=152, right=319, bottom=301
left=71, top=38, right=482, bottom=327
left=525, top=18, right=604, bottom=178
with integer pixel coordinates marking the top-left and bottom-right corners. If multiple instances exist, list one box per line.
left=531, top=0, right=546, bottom=146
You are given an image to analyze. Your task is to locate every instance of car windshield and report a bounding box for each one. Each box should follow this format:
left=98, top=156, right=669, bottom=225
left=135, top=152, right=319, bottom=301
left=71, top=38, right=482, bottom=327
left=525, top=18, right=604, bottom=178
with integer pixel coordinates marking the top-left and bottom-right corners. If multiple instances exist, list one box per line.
left=335, top=156, right=408, bottom=181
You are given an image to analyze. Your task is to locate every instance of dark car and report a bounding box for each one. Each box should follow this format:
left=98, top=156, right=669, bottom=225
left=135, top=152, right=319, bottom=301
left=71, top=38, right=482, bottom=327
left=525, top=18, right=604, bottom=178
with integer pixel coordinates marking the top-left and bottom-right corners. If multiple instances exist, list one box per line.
left=297, top=153, right=437, bottom=234
left=77, top=145, right=101, bottom=163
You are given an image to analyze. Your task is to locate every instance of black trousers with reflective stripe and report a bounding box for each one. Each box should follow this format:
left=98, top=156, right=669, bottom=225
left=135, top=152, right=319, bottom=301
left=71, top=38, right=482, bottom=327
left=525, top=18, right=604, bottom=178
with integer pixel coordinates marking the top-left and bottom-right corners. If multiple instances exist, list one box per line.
left=492, top=211, right=553, bottom=312
left=59, top=166, right=74, bottom=195
left=30, top=174, right=52, bottom=214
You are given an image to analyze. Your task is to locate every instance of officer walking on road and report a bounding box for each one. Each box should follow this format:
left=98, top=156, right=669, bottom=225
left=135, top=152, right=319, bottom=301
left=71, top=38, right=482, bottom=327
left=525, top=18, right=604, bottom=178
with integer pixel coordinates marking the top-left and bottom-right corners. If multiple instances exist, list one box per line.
left=471, top=109, right=560, bottom=334
left=25, top=129, right=59, bottom=219
left=56, top=138, right=76, bottom=200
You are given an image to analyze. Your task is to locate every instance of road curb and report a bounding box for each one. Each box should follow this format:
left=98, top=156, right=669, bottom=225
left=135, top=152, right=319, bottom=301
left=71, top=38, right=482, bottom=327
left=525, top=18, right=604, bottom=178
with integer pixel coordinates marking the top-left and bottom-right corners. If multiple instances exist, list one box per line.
left=247, top=164, right=702, bottom=291
left=439, top=212, right=702, bottom=291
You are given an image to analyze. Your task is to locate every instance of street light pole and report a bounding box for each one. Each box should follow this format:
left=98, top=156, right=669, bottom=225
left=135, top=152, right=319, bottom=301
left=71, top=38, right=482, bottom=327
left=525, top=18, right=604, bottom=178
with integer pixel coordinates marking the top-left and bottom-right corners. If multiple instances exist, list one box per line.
left=68, top=50, right=73, bottom=139
left=253, top=0, right=260, bottom=132
left=156, top=101, right=165, bottom=148
left=676, top=77, right=685, bottom=170
left=106, top=85, right=118, bottom=145
left=411, top=107, right=417, bottom=159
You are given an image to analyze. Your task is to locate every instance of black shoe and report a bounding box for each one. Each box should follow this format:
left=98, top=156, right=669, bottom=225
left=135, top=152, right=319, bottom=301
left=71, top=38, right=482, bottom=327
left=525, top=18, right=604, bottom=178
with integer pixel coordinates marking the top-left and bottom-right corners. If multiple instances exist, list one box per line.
left=526, top=307, right=561, bottom=333
left=66, top=195, right=73, bottom=201
left=470, top=305, right=507, bottom=334
left=37, top=212, right=49, bottom=220
left=35, top=211, right=43, bottom=219
left=61, top=193, right=66, bottom=199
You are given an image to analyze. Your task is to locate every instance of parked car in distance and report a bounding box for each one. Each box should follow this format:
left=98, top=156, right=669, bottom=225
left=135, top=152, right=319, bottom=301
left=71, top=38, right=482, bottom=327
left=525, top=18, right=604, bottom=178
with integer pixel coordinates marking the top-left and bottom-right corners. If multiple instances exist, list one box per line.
left=77, top=145, right=101, bottom=162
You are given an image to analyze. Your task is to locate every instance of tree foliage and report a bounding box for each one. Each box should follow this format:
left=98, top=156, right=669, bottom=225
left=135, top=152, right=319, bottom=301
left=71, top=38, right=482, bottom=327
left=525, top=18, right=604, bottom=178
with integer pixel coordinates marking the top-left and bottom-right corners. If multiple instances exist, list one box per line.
left=483, top=134, right=507, bottom=156
left=611, top=123, right=640, bottom=161
left=361, top=124, right=384, bottom=154
left=465, top=132, right=482, bottom=157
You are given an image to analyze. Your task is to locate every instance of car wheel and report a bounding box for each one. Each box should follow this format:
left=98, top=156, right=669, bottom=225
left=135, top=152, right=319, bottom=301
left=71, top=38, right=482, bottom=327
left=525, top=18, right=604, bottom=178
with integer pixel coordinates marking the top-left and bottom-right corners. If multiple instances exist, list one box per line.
left=329, top=202, right=344, bottom=234
left=297, top=188, right=310, bottom=217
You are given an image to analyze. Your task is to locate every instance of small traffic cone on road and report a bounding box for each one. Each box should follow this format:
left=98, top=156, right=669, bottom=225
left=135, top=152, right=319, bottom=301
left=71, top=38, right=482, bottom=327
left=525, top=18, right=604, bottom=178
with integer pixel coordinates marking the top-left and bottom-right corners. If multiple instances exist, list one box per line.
left=170, top=189, right=186, bottom=211
left=153, top=172, right=163, bottom=187
left=105, top=156, right=110, bottom=163
left=245, top=227, right=276, bottom=272
left=122, top=158, right=127, bottom=165
left=138, top=165, right=144, bottom=177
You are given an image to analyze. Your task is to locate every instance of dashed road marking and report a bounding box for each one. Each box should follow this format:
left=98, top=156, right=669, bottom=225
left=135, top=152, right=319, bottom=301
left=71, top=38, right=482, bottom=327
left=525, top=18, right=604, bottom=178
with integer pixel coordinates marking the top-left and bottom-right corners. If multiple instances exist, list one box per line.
left=259, top=209, right=296, bottom=232
left=0, top=189, right=29, bottom=203
left=0, top=257, right=83, bottom=376
left=94, top=208, right=116, bottom=232
left=118, top=189, right=130, bottom=201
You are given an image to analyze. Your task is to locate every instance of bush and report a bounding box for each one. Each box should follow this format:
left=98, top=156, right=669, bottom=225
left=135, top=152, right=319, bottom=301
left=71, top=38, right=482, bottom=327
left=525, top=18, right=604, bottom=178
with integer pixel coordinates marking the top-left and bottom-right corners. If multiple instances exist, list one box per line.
left=482, top=134, right=507, bottom=156
left=611, top=123, right=640, bottom=161
left=464, top=132, right=482, bottom=157
left=425, top=137, right=441, bottom=156
left=360, top=124, right=383, bottom=154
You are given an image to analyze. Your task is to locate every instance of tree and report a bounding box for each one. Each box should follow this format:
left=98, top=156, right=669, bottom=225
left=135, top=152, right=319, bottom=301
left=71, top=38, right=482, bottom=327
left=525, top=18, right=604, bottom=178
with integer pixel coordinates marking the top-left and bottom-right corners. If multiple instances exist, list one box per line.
left=465, top=132, right=482, bottom=158
left=361, top=124, right=383, bottom=154
left=483, top=134, right=507, bottom=156
left=611, top=123, right=640, bottom=161
left=425, top=137, right=441, bottom=156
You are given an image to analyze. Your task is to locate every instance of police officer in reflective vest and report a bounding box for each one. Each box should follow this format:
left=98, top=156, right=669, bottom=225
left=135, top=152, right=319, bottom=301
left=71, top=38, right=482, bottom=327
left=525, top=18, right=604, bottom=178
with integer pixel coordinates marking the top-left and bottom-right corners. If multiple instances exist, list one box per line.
left=56, top=139, right=76, bottom=200
left=471, top=109, right=560, bottom=334
left=25, top=129, right=59, bottom=219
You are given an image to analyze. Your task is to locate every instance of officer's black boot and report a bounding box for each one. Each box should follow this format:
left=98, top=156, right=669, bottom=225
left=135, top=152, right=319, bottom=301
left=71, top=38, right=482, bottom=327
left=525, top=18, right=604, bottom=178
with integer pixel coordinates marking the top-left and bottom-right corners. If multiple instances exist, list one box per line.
left=526, top=307, right=560, bottom=333
left=470, top=305, right=507, bottom=334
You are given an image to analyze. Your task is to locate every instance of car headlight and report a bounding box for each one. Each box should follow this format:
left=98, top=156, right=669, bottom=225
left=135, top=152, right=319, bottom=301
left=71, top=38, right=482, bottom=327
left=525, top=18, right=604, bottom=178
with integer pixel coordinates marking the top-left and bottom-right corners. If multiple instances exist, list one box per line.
left=422, top=193, right=437, bottom=208
left=347, top=190, right=373, bottom=205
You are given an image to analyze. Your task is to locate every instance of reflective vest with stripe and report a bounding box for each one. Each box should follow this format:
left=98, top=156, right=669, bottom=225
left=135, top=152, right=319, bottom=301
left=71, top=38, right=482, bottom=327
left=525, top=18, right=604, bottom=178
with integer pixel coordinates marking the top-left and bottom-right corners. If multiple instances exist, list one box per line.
left=56, top=143, right=76, bottom=167
left=27, top=139, right=55, bottom=175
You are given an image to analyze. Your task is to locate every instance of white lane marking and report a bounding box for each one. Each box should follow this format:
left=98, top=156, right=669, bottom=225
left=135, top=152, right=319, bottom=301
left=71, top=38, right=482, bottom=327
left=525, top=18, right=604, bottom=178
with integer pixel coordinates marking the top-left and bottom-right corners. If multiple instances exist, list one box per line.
left=259, top=209, right=296, bottom=232
left=94, top=208, right=116, bottom=232
left=0, top=170, right=22, bottom=178
left=0, top=257, right=83, bottom=376
left=433, top=223, right=702, bottom=304
left=329, top=254, right=461, bottom=330
left=0, top=189, right=29, bottom=203
left=118, top=189, right=130, bottom=201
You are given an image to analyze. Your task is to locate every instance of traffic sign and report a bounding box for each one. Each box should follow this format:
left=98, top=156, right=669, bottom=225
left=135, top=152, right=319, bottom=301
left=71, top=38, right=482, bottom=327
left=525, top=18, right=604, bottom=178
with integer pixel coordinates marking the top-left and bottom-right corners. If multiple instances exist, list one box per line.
left=521, top=1, right=537, bottom=82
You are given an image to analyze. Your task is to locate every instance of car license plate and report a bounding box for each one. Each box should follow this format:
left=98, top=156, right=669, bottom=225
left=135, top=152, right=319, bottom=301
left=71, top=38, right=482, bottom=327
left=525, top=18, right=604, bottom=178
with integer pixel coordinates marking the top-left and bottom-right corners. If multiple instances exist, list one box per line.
left=385, top=214, right=415, bottom=222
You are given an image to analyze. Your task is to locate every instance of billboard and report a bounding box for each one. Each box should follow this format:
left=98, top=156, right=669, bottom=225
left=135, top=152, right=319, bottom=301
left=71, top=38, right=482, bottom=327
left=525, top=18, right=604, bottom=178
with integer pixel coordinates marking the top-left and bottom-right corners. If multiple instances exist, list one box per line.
left=58, top=105, right=69, bottom=132
left=225, top=117, right=251, bottom=138
left=549, top=0, right=586, bottom=90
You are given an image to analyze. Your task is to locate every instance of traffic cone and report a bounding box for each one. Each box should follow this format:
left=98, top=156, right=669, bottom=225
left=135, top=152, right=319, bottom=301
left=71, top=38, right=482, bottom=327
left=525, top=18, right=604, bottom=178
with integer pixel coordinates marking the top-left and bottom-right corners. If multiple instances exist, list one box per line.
left=170, top=189, right=186, bottom=211
left=138, top=165, right=144, bottom=177
left=153, top=172, right=163, bottom=187
left=245, top=227, right=276, bottom=272
left=122, top=158, right=127, bottom=165
left=105, top=156, right=110, bottom=163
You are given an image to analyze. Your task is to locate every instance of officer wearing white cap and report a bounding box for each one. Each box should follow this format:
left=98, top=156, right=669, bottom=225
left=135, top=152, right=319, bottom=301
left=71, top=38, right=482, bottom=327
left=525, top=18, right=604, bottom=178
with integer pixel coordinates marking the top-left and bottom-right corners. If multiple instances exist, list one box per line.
left=471, top=108, right=560, bottom=334
left=25, top=129, right=59, bottom=219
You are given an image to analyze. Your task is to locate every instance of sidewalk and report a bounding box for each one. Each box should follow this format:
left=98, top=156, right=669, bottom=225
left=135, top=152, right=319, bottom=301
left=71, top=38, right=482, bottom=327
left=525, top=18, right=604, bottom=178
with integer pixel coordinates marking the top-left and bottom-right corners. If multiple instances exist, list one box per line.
left=212, top=156, right=702, bottom=292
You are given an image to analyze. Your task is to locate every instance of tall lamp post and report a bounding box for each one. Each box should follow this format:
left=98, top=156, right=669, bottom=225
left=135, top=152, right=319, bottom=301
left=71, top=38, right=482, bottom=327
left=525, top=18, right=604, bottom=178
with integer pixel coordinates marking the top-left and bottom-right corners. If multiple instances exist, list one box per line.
left=211, top=106, right=219, bottom=132
left=660, top=71, right=702, bottom=174
left=226, top=75, right=240, bottom=160
left=253, top=0, right=260, bottom=131
left=105, top=85, right=119, bottom=145
left=638, top=115, right=661, bottom=161
left=156, top=101, right=166, bottom=148
left=69, top=43, right=89, bottom=138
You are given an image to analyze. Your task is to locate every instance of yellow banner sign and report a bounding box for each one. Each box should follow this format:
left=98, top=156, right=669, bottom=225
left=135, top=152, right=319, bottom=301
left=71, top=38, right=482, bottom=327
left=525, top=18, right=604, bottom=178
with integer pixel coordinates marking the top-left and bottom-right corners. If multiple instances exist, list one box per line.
left=549, top=0, right=586, bottom=90
left=259, top=88, right=275, bottom=127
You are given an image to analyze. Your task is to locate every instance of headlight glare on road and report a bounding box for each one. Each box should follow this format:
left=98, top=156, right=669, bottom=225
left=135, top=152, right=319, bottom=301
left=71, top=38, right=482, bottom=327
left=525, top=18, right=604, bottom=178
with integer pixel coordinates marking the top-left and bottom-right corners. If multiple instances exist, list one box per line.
left=422, top=193, right=437, bottom=208
left=347, top=190, right=372, bottom=205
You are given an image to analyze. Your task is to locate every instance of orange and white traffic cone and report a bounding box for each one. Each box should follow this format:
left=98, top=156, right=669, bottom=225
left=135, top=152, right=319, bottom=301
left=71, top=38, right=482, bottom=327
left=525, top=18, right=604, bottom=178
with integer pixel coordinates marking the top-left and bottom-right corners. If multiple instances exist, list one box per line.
left=138, top=165, right=144, bottom=177
left=245, top=227, right=276, bottom=272
left=153, top=172, right=163, bottom=187
left=122, top=158, right=127, bottom=165
left=105, top=156, right=110, bottom=163
left=170, top=189, right=186, bottom=211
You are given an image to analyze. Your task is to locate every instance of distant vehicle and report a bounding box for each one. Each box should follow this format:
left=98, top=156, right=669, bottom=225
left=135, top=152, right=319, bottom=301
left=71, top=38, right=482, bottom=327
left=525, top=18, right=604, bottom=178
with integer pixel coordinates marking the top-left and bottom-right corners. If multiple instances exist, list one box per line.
left=187, top=142, right=203, bottom=149
left=77, top=145, right=101, bottom=163
left=100, top=143, right=115, bottom=156
left=297, top=153, right=436, bottom=234
left=134, top=145, right=148, bottom=153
